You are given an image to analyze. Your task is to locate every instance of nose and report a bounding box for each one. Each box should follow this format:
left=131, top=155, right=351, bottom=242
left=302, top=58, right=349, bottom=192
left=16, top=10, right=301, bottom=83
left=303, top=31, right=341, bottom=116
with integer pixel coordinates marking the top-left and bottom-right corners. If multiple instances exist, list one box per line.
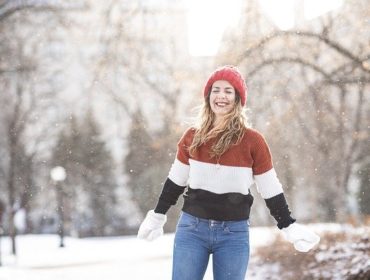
left=218, top=90, right=227, bottom=98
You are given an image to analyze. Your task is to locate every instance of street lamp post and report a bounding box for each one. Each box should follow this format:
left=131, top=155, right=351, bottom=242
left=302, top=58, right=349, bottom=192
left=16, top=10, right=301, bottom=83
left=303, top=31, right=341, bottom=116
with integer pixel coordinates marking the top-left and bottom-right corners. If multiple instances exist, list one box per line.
left=0, top=200, right=5, bottom=266
left=50, top=166, right=67, bottom=248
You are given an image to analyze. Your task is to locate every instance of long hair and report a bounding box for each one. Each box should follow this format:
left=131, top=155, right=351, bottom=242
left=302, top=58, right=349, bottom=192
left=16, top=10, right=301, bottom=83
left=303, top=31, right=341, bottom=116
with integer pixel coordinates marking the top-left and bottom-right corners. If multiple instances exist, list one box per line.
left=189, top=92, right=249, bottom=158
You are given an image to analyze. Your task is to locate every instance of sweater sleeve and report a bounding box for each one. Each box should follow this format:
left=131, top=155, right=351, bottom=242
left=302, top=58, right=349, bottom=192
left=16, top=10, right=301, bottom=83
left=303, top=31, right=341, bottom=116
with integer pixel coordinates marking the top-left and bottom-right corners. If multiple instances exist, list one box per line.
left=251, top=130, right=295, bottom=229
left=264, top=193, right=296, bottom=229
left=154, top=128, right=193, bottom=214
left=251, top=131, right=283, bottom=198
left=154, top=178, right=186, bottom=214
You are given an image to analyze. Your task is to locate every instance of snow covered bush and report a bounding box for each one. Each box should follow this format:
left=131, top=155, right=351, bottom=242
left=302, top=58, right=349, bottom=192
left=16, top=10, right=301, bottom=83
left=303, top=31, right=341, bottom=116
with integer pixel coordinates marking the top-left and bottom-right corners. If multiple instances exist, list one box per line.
left=252, top=225, right=370, bottom=280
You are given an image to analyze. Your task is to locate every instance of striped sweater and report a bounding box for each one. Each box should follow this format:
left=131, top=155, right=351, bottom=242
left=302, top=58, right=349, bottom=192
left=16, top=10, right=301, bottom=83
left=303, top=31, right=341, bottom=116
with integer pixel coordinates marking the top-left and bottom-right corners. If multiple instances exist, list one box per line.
left=154, top=127, right=295, bottom=229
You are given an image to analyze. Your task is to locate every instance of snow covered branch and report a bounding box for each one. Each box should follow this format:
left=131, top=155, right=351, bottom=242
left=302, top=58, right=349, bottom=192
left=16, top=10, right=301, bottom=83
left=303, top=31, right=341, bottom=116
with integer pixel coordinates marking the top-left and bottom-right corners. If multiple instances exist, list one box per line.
left=0, top=0, right=86, bottom=22
left=238, top=30, right=370, bottom=74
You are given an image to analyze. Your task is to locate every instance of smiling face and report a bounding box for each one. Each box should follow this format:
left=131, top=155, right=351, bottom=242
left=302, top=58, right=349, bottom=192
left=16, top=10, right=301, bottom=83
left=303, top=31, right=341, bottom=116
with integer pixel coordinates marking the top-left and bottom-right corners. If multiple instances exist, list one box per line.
left=209, top=80, right=236, bottom=123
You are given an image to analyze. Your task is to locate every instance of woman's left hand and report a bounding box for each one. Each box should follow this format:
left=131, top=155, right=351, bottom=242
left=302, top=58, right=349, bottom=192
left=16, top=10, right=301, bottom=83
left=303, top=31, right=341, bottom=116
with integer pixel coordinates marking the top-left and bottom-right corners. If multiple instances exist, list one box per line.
left=281, top=223, right=320, bottom=252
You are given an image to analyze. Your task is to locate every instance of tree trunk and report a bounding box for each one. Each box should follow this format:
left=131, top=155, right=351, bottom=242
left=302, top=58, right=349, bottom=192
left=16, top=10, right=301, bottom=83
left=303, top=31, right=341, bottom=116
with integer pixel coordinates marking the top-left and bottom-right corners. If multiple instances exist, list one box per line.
left=7, top=165, right=17, bottom=255
left=7, top=134, right=17, bottom=255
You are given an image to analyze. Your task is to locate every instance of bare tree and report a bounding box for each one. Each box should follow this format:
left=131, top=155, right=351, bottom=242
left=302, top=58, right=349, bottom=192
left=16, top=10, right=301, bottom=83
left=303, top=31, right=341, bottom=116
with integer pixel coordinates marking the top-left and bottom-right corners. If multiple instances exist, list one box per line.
left=86, top=1, right=204, bottom=229
left=219, top=0, right=369, bottom=222
left=0, top=6, right=71, bottom=253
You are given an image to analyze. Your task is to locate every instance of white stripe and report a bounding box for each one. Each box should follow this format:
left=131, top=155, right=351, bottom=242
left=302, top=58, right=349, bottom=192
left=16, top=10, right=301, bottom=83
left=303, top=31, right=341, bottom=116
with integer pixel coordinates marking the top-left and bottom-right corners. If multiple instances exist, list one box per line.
left=188, top=159, right=254, bottom=195
left=254, top=168, right=283, bottom=199
left=168, top=158, right=190, bottom=186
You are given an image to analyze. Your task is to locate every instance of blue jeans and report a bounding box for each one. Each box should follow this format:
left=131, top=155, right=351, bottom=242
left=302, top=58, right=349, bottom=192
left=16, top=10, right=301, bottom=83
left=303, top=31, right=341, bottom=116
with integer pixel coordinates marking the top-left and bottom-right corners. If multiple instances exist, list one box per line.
left=172, top=211, right=250, bottom=280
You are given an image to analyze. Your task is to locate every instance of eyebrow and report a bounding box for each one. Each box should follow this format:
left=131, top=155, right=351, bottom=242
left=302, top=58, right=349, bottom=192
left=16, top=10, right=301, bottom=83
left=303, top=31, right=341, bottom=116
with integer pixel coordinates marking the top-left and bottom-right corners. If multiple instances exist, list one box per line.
left=212, top=86, right=234, bottom=90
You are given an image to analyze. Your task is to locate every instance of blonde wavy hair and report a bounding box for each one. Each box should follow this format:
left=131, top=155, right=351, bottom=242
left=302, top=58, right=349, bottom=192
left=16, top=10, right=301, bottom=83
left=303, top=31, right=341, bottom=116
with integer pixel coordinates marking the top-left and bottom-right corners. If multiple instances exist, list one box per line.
left=189, top=92, right=249, bottom=158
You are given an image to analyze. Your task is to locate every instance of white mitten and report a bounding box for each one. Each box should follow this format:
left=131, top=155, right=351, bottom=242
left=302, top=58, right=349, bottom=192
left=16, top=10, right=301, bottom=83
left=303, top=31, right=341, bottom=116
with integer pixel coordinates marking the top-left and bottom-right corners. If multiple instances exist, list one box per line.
left=137, top=210, right=167, bottom=241
left=281, top=223, right=320, bottom=252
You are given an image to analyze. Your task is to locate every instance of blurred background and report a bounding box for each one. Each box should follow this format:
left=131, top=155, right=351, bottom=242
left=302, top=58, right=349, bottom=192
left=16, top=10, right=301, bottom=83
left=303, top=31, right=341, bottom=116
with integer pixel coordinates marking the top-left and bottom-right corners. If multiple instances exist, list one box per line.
left=0, top=0, right=369, bottom=271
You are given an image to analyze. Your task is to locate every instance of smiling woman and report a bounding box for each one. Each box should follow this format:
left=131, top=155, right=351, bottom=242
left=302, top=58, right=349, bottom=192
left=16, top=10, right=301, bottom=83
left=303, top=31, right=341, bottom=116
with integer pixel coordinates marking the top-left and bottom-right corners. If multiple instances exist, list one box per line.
left=186, top=0, right=242, bottom=57
left=137, top=65, right=320, bottom=280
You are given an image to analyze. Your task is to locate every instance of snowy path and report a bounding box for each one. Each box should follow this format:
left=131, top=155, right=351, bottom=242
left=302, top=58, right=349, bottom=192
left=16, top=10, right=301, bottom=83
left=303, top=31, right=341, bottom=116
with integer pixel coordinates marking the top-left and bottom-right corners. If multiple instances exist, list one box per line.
left=0, top=227, right=277, bottom=280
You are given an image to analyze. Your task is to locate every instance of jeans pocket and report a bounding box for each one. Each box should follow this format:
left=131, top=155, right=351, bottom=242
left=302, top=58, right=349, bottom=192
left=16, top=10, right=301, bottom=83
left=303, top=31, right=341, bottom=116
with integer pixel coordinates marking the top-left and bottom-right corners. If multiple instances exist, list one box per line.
left=177, top=213, right=197, bottom=229
left=177, top=222, right=196, bottom=229
left=225, top=221, right=249, bottom=233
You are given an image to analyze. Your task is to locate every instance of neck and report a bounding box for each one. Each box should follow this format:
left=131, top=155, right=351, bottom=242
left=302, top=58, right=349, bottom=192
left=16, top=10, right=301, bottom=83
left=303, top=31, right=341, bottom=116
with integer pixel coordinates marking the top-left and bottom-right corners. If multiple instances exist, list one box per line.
left=213, top=117, right=221, bottom=127
left=213, top=115, right=225, bottom=128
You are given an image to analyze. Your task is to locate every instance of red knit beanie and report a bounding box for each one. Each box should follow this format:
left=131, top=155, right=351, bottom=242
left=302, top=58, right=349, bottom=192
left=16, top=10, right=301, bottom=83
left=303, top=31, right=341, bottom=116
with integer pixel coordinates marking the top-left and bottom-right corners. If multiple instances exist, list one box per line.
left=203, top=65, right=247, bottom=106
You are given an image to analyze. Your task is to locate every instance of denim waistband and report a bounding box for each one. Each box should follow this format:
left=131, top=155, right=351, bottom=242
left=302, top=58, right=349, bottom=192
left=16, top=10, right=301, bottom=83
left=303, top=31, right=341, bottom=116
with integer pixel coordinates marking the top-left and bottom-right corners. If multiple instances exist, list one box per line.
left=181, top=211, right=249, bottom=227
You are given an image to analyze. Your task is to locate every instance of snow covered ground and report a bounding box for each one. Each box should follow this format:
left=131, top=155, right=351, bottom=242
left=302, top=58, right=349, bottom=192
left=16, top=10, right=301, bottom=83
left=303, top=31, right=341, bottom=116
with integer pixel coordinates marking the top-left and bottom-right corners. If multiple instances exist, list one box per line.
left=0, top=224, right=368, bottom=280
left=0, top=227, right=277, bottom=280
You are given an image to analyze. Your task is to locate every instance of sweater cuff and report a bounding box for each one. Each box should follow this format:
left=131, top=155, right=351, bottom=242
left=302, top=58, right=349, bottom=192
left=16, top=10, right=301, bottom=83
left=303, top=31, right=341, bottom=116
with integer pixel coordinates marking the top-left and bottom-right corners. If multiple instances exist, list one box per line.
left=264, top=193, right=296, bottom=229
left=154, top=178, right=186, bottom=214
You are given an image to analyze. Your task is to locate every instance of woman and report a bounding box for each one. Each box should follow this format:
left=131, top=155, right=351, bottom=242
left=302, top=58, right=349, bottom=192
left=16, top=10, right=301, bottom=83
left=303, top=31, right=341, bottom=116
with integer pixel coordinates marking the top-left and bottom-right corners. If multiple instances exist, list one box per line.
left=137, top=65, right=320, bottom=280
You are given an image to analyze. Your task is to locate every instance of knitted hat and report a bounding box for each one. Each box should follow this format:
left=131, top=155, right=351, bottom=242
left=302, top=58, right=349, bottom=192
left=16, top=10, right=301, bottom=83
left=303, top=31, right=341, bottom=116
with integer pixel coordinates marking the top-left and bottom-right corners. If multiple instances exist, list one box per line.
left=203, top=65, right=247, bottom=106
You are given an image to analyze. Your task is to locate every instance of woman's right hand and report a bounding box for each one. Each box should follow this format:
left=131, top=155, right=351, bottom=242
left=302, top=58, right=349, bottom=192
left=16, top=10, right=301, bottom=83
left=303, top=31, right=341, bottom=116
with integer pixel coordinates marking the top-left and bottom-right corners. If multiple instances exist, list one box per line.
left=137, top=210, right=167, bottom=241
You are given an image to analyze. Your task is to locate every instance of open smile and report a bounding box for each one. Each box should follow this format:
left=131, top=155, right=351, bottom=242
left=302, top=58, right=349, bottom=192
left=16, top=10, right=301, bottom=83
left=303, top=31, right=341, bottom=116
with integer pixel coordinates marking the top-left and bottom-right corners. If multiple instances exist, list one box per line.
left=215, top=102, right=230, bottom=107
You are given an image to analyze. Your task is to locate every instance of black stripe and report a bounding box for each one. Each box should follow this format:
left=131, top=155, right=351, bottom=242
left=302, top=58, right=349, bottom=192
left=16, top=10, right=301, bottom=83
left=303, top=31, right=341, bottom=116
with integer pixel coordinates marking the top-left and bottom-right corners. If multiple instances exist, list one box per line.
left=154, top=178, right=186, bottom=214
left=264, top=193, right=296, bottom=229
left=182, top=187, right=254, bottom=221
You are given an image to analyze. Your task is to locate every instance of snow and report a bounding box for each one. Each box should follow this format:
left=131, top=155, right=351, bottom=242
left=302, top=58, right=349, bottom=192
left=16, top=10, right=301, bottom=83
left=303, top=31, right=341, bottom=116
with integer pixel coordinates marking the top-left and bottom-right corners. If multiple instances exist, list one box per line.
left=0, top=224, right=368, bottom=280
left=0, top=227, right=275, bottom=280
left=250, top=223, right=370, bottom=280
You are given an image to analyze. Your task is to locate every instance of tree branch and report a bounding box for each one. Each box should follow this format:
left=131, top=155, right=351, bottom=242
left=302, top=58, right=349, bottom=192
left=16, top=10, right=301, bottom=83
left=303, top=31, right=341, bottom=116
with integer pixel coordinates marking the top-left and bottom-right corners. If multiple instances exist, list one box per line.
left=0, top=0, right=86, bottom=22
left=247, top=57, right=370, bottom=85
left=238, top=30, right=370, bottom=73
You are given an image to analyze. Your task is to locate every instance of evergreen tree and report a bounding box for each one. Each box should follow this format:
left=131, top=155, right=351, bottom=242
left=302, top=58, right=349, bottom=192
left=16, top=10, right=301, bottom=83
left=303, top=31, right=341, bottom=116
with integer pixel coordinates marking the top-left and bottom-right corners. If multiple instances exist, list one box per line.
left=52, top=113, right=118, bottom=236
left=124, top=109, right=157, bottom=214
left=124, top=109, right=182, bottom=230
